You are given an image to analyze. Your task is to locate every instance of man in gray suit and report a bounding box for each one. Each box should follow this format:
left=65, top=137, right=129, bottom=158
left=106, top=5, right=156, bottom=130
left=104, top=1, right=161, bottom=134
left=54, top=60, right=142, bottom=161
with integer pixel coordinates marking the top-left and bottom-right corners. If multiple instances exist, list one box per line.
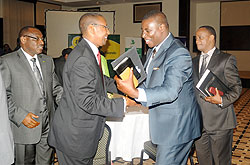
left=192, top=25, right=242, bottom=164
left=0, top=70, right=14, bottom=165
left=48, top=13, right=136, bottom=165
left=0, top=26, right=63, bottom=164
left=115, top=10, right=201, bottom=164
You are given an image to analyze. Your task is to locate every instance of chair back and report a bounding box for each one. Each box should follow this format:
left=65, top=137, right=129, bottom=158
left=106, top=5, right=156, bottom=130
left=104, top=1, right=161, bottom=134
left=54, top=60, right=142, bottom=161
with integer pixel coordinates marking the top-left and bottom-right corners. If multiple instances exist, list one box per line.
left=93, top=123, right=112, bottom=165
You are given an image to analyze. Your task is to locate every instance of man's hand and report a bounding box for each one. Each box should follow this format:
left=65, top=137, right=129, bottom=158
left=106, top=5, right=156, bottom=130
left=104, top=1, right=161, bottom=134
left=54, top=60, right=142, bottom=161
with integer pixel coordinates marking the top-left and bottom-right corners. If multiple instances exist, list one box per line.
left=125, top=96, right=141, bottom=107
left=205, top=88, right=222, bottom=104
left=22, top=112, right=40, bottom=128
left=114, top=68, right=139, bottom=99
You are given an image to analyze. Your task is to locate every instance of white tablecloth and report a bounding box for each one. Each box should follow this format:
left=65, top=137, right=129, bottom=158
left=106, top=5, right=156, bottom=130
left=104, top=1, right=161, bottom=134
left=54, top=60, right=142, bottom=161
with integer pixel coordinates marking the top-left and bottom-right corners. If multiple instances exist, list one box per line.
left=106, top=111, right=150, bottom=161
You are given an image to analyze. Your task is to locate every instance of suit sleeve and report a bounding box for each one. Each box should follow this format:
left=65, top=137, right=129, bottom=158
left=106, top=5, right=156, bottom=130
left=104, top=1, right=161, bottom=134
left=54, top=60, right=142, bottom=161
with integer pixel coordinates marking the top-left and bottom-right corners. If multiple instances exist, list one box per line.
left=103, top=75, right=118, bottom=94
left=50, top=58, right=63, bottom=105
left=144, top=49, right=193, bottom=107
left=70, top=56, right=124, bottom=117
left=0, top=57, right=29, bottom=126
left=221, top=55, right=242, bottom=108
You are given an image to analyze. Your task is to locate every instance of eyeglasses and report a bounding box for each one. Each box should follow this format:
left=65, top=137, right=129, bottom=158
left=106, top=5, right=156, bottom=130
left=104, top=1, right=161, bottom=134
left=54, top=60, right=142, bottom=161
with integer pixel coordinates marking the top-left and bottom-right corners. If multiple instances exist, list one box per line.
left=23, top=35, right=44, bottom=42
left=91, top=23, right=110, bottom=30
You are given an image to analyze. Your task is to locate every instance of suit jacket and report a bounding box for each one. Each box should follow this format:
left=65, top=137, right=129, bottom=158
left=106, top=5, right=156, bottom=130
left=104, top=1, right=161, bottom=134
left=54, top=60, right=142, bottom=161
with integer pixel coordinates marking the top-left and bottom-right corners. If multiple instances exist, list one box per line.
left=0, top=70, right=14, bottom=164
left=141, top=33, right=201, bottom=146
left=54, top=56, right=65, bottom=86
left=0, top=49, right=63, bottom=144
left=192, top=48, right=242, bottom=131
left=48, top=39, right=124, bottom=159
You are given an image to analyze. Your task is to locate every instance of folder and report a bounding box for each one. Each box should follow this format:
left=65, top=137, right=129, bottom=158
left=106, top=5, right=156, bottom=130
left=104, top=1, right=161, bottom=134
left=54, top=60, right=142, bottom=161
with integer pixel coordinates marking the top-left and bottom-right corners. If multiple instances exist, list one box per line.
left=111, top=47, right=146, bottom=87
left=196, top=69, right=230, bottom=97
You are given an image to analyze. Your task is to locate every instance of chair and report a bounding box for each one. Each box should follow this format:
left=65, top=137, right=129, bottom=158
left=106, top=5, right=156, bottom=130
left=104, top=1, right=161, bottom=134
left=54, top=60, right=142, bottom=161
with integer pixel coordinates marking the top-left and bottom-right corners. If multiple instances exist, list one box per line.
left=139, top=141, right=195, bottom=165
left=93, top=123, right=112, bottom=165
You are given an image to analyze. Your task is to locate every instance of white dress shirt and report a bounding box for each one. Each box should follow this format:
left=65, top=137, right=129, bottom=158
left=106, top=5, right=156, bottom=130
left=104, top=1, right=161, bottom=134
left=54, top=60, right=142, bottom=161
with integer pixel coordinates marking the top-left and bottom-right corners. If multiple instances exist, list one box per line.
left=21, top=48, right=43, bottom=79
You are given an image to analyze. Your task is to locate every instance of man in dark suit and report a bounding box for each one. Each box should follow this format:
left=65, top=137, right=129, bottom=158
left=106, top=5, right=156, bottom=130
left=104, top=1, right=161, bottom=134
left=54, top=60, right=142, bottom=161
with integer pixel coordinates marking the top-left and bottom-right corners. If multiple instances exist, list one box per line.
left=54, top=47, right=72, bottom=86
left=192, top=25, right=242, bottom=165
left=0, top=26, right=63, bottom=165
left=48, top=13, right=136, bottom=165
left=115, top=10, right=201, bottom=164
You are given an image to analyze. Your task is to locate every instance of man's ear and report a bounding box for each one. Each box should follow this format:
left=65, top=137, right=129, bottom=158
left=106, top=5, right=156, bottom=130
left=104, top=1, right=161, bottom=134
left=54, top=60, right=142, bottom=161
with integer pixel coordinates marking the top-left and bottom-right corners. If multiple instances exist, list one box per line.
left=20, top=36, right=26, bottom=44
left=209, top=34, right=215, bottom=41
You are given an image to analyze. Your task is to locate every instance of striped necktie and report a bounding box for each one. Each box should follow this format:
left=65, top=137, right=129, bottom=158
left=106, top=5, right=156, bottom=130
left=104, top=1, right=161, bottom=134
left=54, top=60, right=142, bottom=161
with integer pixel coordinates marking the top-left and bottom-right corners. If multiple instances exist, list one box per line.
left=200, top=54, right=209, bottom=77
left=31, top=58, right=44, bottom=94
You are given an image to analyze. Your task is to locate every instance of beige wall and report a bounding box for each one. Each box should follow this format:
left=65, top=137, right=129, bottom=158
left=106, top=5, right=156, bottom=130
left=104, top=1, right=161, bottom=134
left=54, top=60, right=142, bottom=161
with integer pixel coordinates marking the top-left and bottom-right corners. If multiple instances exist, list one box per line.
left=63, top=0, right=179, bottom=54
left=220, top=1, right=250, bottom=71
left=36, top=1, right=61, bottom=25
left=190, top=1, right=220, bottom=57
left=0, top=0, right=3, bottom=17
left=3, top=0, right=34, bottom=49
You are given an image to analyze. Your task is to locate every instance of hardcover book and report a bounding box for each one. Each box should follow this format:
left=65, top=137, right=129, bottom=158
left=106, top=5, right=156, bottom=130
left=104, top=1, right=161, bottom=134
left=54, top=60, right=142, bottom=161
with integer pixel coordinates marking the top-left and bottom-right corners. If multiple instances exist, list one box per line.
left=196, top=69, right=230, bottom=97
left=111, top=47, right=146, bottom=87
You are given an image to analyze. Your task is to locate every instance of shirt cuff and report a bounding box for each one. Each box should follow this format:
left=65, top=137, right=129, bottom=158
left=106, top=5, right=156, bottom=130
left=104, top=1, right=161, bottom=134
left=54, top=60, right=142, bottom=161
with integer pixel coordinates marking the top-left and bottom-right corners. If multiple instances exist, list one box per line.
left=123, top=97, right=126, bottom=112
left=219, top=97, right=223, bottom=107
left=135, top=88, right=147, bottom=102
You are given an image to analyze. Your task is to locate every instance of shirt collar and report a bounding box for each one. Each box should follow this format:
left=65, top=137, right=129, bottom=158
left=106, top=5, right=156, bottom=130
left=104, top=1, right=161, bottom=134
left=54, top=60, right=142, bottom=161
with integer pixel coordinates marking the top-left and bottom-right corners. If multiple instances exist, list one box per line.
left=153, top=32, right=171, bottom=52
left=201, top=47, right=216, bottom=57
left=84, top=38, right=99, bottom=56
left=21, top=47, right=38, bottom=61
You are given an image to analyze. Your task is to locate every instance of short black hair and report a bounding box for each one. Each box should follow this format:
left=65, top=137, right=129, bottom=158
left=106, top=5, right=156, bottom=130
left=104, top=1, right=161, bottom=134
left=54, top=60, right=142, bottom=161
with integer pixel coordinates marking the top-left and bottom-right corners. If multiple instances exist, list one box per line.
left=62, top=48, right=72, bottom=57
left=199, top=25, right=216, bottom=43
left=18, top=26, right=39, bottom=38
left=142, top=10, right=169, bottom=27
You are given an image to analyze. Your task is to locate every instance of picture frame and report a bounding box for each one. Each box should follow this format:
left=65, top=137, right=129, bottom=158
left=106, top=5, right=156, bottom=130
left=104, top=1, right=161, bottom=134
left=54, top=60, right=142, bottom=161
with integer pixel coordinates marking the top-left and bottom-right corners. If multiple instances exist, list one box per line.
left=133, top=2, right=162, bottom=23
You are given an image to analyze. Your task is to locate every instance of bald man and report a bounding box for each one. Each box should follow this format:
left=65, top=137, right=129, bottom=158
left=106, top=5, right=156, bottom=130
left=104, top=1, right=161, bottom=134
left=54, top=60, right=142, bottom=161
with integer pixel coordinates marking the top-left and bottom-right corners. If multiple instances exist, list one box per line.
left=48, top=13, right=136, bottom=165
left=115, top=10, right=201, bottom=164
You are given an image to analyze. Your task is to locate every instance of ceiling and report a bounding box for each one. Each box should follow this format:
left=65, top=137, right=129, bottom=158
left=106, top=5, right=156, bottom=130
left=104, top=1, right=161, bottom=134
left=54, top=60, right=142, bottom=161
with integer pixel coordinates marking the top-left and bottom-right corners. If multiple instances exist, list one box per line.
left=39, top=0, right=161, bottom=7
left=39, top=0, right=233, bottom=7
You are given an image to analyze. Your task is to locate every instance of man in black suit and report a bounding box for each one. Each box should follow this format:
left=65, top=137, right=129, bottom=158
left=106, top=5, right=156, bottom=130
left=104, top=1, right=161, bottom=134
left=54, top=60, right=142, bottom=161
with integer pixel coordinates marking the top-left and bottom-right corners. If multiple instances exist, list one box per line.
left=0, top=26, right=63, bottom=164
left=192, top=25, right=242, bottom=165
left=54, top=48, right=72, bottom=85
left=48, top=13, right=136, bottom=165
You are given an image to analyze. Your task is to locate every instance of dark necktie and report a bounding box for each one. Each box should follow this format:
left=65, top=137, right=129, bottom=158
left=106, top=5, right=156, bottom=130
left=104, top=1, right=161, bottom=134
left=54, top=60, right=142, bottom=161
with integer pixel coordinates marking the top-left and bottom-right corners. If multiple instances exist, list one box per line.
left=31, top=58, right=44, bottom=94
left=200, top=54, right=209, bottom=77
left=152, top=48, right=157, bottom=58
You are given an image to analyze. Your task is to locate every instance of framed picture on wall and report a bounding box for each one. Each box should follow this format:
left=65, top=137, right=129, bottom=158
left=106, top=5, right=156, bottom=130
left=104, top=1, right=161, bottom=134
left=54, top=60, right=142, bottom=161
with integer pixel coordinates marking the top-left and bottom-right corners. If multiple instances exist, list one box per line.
left=133, top=2, right=162, bottom=23
left=77, top=7, right=100, bottom=12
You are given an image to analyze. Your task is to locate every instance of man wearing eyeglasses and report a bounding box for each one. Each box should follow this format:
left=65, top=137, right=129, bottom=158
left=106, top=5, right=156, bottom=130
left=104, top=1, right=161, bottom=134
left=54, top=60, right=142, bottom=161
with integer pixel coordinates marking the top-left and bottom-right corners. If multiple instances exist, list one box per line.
left=0, top=26, right=63, bottom=165
left=48, top=13, right=136, bottom=165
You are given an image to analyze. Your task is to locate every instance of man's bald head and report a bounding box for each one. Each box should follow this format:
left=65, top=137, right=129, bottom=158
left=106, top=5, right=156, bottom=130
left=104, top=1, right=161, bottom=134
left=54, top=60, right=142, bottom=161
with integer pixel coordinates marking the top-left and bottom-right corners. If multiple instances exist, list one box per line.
left=79, top=13, right=104, bottom=35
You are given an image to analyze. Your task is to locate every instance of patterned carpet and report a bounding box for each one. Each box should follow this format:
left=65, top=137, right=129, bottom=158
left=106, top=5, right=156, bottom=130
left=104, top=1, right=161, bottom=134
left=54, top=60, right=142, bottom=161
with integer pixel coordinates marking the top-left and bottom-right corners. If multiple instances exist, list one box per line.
left=113, top=88, right=250, bottom=165
left=53, top=89, right=250, bottom=164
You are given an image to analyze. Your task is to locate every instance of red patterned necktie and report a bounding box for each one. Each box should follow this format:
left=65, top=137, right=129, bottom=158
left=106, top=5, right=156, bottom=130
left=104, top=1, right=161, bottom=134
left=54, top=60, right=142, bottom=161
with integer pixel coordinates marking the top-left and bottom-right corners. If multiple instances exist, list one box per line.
left=97, top=52, right=104, bottom=84
left=97, top=52, right=102, bottom=73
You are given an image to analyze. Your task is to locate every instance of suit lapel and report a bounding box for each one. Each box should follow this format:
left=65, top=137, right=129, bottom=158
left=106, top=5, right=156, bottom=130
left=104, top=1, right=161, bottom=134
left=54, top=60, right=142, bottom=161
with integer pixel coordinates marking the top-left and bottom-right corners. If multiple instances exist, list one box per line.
left=79, top=39, right=107, bottom=92
left=145, top=33, right=174, bottom=86
left=38, top=55, right=47, bottom=95
left=17, top=50, right=44, bottom=97
left=207, top=48, right=220, bottom=72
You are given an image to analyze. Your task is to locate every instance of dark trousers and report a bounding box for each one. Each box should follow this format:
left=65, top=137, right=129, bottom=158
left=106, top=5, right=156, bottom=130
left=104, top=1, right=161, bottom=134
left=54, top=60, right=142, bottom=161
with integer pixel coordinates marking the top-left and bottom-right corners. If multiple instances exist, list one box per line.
left=56, top=149, right=94, bottom=165
left=195, top=128, right=233, bottom=165
left=156, top=140, right=193, bottom=165
left=14, top=110, right=52, bottom=165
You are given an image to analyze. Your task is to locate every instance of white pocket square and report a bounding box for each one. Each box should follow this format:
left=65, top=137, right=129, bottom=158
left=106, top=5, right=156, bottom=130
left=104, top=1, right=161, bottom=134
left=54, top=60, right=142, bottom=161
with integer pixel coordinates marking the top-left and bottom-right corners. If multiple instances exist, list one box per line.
left=153, top=67, right=160, bottom=70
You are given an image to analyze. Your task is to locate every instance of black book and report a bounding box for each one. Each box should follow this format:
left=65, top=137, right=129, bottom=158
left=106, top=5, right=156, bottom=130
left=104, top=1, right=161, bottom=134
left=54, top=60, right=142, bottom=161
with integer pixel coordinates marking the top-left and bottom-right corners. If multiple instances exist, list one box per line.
left=196, top=69, right=230, bottom=97
left=111, top=47, right=146, bottom=87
